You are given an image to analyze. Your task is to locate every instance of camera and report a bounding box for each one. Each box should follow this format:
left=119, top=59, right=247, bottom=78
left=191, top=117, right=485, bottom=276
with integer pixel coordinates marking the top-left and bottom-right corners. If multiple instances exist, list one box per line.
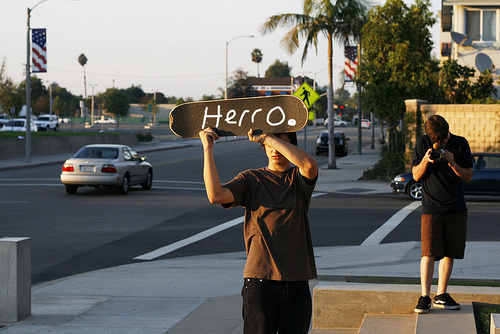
left=430, top=142, right=445, bottom=162
left=430, top=148, right=445, bottom=162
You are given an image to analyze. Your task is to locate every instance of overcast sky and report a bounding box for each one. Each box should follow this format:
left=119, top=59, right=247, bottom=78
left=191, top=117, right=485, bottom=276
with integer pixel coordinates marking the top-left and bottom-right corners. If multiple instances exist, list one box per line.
left=2, top=0, right=441, bottom=101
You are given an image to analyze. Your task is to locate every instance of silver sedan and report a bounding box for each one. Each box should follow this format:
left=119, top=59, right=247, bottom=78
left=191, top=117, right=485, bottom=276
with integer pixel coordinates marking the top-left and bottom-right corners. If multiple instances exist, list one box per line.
left=60, top=144, right=153, bottom=195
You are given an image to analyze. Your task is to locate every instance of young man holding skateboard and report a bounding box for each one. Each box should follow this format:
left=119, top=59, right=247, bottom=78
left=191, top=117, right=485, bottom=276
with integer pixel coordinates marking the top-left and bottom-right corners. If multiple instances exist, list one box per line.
left=412, top=115, right=473, bottom=314
left=200, top=127, right=318, bottom=334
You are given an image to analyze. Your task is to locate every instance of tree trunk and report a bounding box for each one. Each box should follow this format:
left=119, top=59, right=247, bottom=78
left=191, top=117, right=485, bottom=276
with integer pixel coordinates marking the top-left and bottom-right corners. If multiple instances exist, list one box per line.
left=327, top=33, right=337, bottom=169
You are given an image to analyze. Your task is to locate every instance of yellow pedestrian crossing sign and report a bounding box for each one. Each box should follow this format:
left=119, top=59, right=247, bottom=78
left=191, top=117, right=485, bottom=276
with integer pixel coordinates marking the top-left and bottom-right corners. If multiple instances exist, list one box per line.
left=293, top=82, right=320, bottom=109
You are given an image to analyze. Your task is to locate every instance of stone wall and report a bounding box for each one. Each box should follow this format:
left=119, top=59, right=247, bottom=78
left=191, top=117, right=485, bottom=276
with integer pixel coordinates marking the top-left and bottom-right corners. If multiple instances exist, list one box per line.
left=405, top=100, right=500, bottom=153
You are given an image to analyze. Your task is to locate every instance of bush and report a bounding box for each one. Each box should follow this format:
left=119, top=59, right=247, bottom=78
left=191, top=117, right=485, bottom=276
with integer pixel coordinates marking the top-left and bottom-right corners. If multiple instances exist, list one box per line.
left=136, top=132, right=154, bottom=142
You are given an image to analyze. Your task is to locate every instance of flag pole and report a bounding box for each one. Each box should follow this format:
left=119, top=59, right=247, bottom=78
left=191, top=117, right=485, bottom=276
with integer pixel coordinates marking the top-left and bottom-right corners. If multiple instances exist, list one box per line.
left=357, top=43, right=362, bottom=155
left=26, top=7, right=32, bottom=163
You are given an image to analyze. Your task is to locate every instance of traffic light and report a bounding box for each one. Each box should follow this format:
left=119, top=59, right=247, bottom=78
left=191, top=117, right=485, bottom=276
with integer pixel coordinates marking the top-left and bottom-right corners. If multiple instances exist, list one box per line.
left=339, top=105, right=344, bottom=116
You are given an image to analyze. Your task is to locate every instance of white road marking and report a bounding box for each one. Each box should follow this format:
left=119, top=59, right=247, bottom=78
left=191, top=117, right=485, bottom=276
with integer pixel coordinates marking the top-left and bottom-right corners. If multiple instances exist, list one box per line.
left=134, top=192, right=327, bottom=261
left=361, top=201, right=422, bottom=246
left=134, top=216, right=245, bottom=261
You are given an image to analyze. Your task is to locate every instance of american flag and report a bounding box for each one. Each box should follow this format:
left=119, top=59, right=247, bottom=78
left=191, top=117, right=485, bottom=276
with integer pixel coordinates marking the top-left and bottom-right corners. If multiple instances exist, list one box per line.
left=344, top=46, right=357, bottom=82
left=32, top=29, right=47, bottom=73
left=293, top=78, right=302, bottom=91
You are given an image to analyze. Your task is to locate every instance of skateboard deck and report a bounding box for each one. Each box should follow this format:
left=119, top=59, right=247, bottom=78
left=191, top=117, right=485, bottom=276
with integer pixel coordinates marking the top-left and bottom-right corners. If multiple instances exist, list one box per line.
left=169, top=95, right=308, bottom=138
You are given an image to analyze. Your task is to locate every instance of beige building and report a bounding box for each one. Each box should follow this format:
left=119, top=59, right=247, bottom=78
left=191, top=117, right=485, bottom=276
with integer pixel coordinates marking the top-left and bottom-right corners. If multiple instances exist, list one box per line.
left=440, top=0, right=500, bottom=95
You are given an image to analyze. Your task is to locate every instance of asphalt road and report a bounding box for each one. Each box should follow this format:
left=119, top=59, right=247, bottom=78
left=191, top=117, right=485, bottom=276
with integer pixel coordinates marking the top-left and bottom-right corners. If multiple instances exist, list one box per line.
left=1, top=126, right=498, bottom=285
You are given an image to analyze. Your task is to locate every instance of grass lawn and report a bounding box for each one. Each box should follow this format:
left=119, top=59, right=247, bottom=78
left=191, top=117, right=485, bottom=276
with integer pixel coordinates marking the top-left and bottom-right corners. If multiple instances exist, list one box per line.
left=474, top=303, right=500, bottom=334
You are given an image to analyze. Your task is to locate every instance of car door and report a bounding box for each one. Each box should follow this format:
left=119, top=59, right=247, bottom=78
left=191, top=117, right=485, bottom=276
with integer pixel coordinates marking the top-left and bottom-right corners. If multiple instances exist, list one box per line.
left=464, top=154, right=500, bottom=195
left=130, top=149, right=149, bottom=182
left=122, top=147, right=140, bottom=185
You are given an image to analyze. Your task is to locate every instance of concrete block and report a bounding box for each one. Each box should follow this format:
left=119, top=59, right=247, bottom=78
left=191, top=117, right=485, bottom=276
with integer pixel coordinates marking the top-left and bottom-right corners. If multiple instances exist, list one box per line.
left=359, top=314, right=416, bottom=334
left=0, top=237, right=31, bottom=322
left=313, top=283, right=500, bottom=330
left=416, top=302, right=476, bottom=334
left=492, top=313, right=500, bottom=334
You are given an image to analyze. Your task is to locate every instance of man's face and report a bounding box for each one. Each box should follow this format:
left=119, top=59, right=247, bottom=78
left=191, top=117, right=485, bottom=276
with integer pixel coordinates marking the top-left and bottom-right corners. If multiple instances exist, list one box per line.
left=436, top=132, right=451, bottom=149
left=265, top=134, right=292, bottom=166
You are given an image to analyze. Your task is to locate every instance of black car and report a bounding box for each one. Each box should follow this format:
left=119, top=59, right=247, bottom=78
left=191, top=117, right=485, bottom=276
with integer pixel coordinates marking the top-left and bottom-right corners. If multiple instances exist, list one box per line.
left=315, top=131, right=349, bottom=157
left=391, top=153, right=500, bottom=200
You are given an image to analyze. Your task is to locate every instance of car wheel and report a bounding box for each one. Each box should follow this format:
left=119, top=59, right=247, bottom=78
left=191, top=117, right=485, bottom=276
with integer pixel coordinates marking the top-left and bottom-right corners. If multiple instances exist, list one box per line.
left=408, top=181, right=422, bottom=200
left=65, top=185, right=78, bottom=194
left=54, top=125, right=58, bottom=131
left=120, top=174, right=130, bottom=195
left=341, top=123, right=346, bottom=127
left=141, top=169, right=153, bottom=190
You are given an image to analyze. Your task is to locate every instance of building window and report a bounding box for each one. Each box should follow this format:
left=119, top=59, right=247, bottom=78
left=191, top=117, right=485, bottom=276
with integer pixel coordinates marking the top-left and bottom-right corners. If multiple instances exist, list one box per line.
left=483, top=11, right=496, bottom=41
left=441, top=42, right=451, bottom=57
left=465, top=9, right=497, bottom=42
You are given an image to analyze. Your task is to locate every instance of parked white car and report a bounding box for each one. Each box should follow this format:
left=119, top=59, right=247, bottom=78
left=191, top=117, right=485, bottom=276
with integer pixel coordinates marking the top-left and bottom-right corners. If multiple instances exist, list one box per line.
left=0, top=114, right=10, bottom=127
left=34, top=114, right=59, bottom=131
left=324, top=118, right=348, bottom=127
left=361, top=119, right=371, bottom=129
left=94, top=117, right=117, bottom=124
left=0, top=118, right=38, bottom=132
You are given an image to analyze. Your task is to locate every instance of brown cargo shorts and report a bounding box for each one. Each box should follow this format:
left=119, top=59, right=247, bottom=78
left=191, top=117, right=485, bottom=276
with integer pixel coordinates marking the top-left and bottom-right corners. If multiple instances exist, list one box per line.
left=421, top=212, right=467, bottom=260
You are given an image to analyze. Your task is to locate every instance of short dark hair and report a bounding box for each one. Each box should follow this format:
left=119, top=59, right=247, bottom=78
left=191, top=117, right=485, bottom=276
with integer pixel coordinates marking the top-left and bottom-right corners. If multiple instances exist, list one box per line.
left=278, top=132, right=298, bottom=146
left=425, top=115, right=449, bottom=142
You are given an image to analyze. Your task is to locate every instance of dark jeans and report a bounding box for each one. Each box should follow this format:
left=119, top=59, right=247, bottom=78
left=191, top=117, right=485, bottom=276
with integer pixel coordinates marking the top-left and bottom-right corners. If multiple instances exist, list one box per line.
left=241, top=278, right=312, bottom=334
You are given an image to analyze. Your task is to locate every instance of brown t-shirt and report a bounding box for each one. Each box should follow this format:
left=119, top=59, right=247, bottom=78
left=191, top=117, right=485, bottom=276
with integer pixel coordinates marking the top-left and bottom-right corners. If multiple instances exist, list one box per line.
left=222, top=166, right=317, bottom=281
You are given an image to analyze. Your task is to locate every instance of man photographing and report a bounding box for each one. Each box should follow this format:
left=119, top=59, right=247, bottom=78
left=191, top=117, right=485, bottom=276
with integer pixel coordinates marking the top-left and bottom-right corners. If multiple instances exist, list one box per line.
left=412, top=115, right=473, bottom=314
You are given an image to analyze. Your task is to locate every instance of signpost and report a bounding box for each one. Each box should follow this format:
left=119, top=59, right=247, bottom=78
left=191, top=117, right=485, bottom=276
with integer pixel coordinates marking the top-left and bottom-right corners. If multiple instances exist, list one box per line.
left=293, top=82, right=320, bottom=151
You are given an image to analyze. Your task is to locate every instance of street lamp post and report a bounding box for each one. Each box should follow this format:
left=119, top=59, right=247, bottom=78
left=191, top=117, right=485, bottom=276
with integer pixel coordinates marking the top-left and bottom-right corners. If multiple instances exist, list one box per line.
left=26, top=0, right=75, bottom=162
left=225, top=35, right=253, bottom=99
left=46, top=81, right=53, bottom=115
left=89, top=84, right=97, bottom=126
left=152, top=89, right=159, bottom=126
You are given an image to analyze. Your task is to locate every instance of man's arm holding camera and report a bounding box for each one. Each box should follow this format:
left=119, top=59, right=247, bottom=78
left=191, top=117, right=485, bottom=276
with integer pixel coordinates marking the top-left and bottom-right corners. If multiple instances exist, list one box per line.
left=413, top=148, right=472, bottom=183
left=444, top=150, right=473, bottom=183
left=412, top=149, right=432, bottom=182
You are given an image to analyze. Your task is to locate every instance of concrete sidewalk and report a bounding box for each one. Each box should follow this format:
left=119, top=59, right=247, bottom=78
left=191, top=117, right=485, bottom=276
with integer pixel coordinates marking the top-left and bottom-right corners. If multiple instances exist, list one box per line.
left=1, top=139, right=499, bottom=333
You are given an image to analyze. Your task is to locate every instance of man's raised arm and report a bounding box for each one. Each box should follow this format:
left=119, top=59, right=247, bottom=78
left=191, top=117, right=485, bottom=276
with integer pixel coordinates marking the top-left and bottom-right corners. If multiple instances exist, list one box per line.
left=199, top=128, right=235, bottom=204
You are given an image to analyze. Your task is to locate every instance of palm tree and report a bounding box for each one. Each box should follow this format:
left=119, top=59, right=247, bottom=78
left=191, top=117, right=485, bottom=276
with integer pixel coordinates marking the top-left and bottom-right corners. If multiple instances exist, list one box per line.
left=78, top=53, right=88, bottom=109
left=251, top=48, right=263, bottom=78
left=261, top=0, right=367, bottom=169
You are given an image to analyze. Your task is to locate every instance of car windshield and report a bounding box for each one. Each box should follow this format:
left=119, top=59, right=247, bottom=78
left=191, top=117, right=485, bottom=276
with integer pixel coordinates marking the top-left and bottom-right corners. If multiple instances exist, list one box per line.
left=4, top=120, right=24, bottom=127
left=37, top=116, right=49, bottom=121
left=74, top=147, right=119, bottom=159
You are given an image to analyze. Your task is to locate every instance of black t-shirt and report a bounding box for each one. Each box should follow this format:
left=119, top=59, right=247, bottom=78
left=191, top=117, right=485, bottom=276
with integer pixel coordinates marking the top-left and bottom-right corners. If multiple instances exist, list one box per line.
left=412, top=133, right=473, bottom=215
left=221, top=167, right=317, bottom=281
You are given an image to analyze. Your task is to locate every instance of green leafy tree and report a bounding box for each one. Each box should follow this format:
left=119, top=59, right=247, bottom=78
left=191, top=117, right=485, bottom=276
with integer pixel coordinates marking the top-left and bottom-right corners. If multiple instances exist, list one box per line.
left=78, top=54, right=88, bottom=101
left=102, top=88, right=129, bottom=124
left=52, top=95, right=68, bottom=118
left=439, top=59, right=475, bottom=104
left=264, top=59, right=291, bottom=77
left=201, top=94, right=217, bottom=101
left=126, top=85, right=146, bottom=104
left=18, top=76, right=46, bottom=114
left=0, top=58, right=22, bottom=116
left=357, top=0, right=438, bottom=156
left=227, top=68, right=252, bottom=98
left=251, top=49, right=263, bottom=78
left=262, top=0, right=367, bottom=169
left=440, top=60, right=497, bottom=104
